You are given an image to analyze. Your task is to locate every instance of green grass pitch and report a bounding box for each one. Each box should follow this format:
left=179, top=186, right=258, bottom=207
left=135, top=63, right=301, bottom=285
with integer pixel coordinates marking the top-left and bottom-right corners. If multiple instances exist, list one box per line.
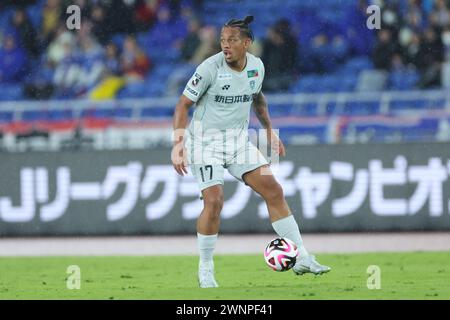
left=0, top=252, right=449, bottom=299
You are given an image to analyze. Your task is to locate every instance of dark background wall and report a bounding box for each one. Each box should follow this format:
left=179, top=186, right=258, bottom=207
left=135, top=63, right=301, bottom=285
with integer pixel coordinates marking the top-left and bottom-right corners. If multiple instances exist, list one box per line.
left=1, top=142, right=450, bottom=236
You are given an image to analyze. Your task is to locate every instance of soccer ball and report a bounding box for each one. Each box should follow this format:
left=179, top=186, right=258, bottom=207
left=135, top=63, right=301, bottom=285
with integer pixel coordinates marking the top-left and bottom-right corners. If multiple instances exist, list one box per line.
left=264, top=237, right=298, bottom=272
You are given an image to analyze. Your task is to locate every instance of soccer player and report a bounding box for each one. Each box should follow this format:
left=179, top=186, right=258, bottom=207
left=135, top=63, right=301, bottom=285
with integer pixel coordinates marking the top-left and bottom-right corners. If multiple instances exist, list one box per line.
left=172, top=16, right=330, bottom=288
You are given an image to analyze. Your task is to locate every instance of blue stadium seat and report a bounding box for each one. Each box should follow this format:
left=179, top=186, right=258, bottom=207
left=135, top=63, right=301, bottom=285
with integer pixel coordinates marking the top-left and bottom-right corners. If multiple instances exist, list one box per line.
left=325, top=101, right=339, bottom=115
left=336, top=75, right=357, bottom=92
left=26, top=5, right=42, bottom=28
left=92, top=108, right=114, bottom=119
left=342, top=117, right=440, bottom=143
left=269, top=104, right=294, bottom=117
left=22, top=110, right=48, bottom=122
left=83, top=108, right=133, bottom=120
left=291, top=102, right=320, bottom=117
left=111, top=33, right=127, bottom=48
left=0, top=84, right=24, bottom=101
left=279, top=124, right=328, bottom=144
left=342, top=101, right=380, bottom=115
left=80, top=108, right=133, bottom=120
left=389, top=99, right=442, bottom=112
left=338, top=56, right=374, bottom=74
left=114, top=108, right=133, bottom=119
left=0, top=111, right=14, bottom=123
left=389, top=70, right=419, bottom=91
left=48, top=109, right=73, bottom=121
left=117, top=81, right=149, bottom=99
left=290, top=75, right=322, bottom=93
left=140, top=107, right=174, bottom=119
left=21, top=109, right=73, bottom=122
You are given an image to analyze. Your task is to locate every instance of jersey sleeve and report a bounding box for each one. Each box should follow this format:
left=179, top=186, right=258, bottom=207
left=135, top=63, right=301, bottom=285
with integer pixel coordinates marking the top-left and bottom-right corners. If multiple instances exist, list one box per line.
left=256, top=60, right=265, bottom=94
left=182, top=62, right=213, bottom=102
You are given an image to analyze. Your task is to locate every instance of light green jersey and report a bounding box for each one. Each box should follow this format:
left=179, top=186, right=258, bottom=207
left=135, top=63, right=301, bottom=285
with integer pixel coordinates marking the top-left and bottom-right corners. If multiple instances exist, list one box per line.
left=183, top=51, right=265, bottom=142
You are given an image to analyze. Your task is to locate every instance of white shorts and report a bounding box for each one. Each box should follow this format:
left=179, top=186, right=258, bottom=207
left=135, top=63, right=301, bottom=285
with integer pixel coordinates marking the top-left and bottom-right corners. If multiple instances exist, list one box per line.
left=185, top=138, right=269, bottom=192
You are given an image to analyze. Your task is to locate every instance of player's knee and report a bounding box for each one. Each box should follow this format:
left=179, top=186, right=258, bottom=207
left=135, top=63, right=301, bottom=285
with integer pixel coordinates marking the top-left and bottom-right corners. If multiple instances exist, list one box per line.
left=203, top=194, right=224, bottom=215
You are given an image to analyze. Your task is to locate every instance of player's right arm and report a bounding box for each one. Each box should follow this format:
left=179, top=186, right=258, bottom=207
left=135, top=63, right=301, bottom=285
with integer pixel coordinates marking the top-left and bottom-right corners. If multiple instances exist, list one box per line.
left=171, top=60, right=214, bottom=176
left=171, top=95, right=194, bottom=176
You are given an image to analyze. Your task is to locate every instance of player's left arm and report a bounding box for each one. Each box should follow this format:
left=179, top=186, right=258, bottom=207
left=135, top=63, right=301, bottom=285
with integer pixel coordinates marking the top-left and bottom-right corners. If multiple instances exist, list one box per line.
left=252, top=91, right=286, bottom=156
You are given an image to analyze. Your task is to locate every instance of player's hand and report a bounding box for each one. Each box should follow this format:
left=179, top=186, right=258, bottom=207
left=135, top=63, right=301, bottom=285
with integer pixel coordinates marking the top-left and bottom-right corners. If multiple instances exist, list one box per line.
left=267, top=129, right=286, bottom=157
left=277, top=138, right=286, bottom=157
left=171, top=143, right=188, bottom=176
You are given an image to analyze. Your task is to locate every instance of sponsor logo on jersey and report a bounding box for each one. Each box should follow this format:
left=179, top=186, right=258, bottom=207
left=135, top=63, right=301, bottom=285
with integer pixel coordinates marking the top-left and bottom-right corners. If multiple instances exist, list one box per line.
left=222, top=85, right=231, bottom=90
left=247, top=69, right=259, bottom=78
left=186, top=86, right=199, bottom=96
left=214, top=94, right=253, bottom=104
left=249, top=80, right=255, bottom=90
left=191, top=73, right=202, bottom=87
left=218, top=73, right=232, bottom=80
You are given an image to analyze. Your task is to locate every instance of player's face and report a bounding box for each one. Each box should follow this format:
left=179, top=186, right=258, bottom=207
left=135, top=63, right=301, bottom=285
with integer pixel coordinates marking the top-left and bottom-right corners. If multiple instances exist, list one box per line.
left=220, top=27, right=250, bottom=64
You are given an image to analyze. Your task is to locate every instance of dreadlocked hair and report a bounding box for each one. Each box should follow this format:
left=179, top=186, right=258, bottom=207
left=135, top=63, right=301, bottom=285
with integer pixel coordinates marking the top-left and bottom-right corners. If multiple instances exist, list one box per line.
left=224, top=15, right=254, bottom=41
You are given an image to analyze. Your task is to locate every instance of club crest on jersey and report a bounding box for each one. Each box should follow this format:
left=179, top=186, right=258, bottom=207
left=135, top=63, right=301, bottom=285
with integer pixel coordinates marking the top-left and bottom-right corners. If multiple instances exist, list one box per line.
left=247, top=69, right=258, bottom=78
left=249, top=80, right=256, bottom=90
left=191, top=73, right=202, bottom=87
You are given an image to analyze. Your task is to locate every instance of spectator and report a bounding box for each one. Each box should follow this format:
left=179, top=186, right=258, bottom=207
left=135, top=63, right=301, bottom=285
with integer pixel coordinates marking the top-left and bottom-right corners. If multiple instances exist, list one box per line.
left=401, top=31, right=422, bottom=67
left=417, top=27, right=444, bottom=88
left=52, top=19, right=105, bottom=96
left=12, top=8, right=40, bottom=58
left=404, top=0, right=425, bottom=31
left=134, top=0, right=160, bottom=32
left=91, top=5, right=111, bottom=45
left=104, top=0, right=136, bottom=34
left=0, top=0, right=34, bottom=9
left=166, top=19, right=204, bottom=96
left=372, top=29, right=399, bottom=70
left=429, top=0, right=450, bottom=30
left=89, top=43, right=125, bottom=100
left=442, top=25, right=450, bottom=60
left=310, top=33, right=330, bottom=73
left=418, top=27, right=444, bottom=67
left=42, top=0, right=63, bottom=45
left=190, top=25, right=220, bottom=65
left=309, top=33, right=348, bottom=72
left=380, top=1, right=402, bottom=34
left=77, top=35, right=105, bottom=87
left=121, top=35, right=151, bottom=81
left=262, top=19, right=299, bottom=91
left=179, top=18, right=202, bottom=62
left=104, top=43, right=122, bottom=76
left=46, top=26, right=76, bottom=67
left=391, top=53, right=406, bottom=71
left=72, top=0, right=91, bottom=18
left=0, top=34, right=28, bottom=83
left=168, top=0, right=182, bottom=17
left=331, top=35, right=350, bottom=64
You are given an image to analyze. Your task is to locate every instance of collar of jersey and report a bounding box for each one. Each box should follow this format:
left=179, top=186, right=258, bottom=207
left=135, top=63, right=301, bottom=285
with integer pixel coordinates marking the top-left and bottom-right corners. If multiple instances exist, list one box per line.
left=223, top=53, right=248, bottom=77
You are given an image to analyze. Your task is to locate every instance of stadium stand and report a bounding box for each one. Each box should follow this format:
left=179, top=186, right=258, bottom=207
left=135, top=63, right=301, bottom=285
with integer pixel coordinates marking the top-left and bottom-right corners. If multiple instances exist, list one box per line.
left=0, top=0, right=450, bottom=149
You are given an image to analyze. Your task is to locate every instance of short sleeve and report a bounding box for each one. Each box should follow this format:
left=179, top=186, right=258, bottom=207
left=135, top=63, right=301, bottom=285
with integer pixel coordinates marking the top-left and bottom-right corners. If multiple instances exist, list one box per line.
left=182, top=62, right=213, bottom=102
left=256, top=60, right=265, bottom=94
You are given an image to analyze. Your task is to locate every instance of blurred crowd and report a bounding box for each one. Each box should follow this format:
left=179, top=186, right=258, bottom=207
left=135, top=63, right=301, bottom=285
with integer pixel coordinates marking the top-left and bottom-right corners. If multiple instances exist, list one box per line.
left=372, top=0, right=450, bottom=88
left=0, top=0, right=205, bottom=99
left=1, top=0, right=450, bottom=100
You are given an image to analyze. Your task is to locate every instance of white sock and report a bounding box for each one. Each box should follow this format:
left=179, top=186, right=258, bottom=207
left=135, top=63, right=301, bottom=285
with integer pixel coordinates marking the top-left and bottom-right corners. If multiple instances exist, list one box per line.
left=197, top=233, right=218, bottom=268
left=272, top=215, right=309, bottom=259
